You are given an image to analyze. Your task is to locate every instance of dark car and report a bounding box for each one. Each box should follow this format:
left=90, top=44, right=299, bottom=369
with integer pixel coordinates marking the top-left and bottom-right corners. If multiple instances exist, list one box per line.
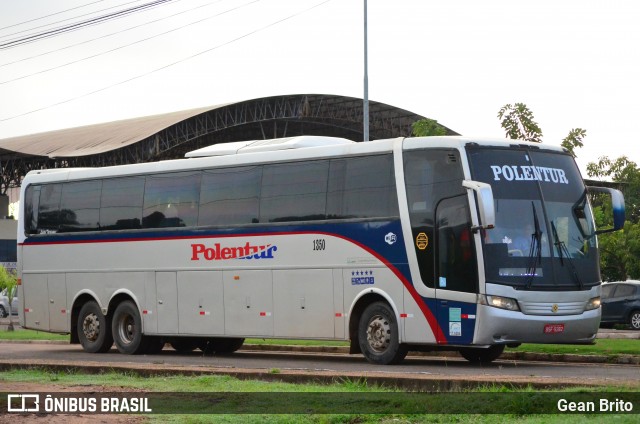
left=600, top=281, right=640, bottom=330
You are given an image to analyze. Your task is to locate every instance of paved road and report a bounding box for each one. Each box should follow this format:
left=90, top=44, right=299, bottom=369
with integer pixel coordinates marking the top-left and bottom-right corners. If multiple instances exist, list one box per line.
left=0, top=341, right=638, bottom=388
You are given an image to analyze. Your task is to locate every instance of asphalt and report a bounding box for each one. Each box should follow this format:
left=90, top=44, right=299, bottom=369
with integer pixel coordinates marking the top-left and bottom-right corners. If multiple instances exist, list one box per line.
left=0, top=323, right=638, bottom=390
left=0, top=320, right=638, bottom=366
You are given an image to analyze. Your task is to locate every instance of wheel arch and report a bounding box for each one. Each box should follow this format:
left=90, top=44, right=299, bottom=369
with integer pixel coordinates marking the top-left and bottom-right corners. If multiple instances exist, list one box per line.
left=107, top=290, right=143, bottom=330
left=347, top=288, right=401, bottom=354
left=69, top=291, right=102, bottom=344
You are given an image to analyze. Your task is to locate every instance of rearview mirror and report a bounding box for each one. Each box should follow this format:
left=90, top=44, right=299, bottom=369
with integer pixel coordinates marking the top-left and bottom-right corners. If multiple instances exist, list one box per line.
left=463, top=180, right=495, bottom=231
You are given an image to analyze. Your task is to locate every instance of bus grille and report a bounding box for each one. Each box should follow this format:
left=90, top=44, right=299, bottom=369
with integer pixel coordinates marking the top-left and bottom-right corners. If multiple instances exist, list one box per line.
left=518, top=301, right=586, bottom=316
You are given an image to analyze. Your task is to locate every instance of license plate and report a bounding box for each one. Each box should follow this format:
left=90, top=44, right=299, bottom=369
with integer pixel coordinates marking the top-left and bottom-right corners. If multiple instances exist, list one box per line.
left=544, top=324, right=565, bottom=334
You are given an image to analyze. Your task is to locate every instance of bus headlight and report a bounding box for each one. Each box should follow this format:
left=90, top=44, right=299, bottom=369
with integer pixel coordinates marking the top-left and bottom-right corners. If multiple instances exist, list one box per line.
left=585, top=296, right=601, bottom=311
left=480, top=295, right=520, bottom=312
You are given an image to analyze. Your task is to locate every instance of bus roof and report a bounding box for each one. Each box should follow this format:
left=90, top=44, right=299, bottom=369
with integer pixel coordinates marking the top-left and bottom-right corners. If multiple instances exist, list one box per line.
left=22, top=136, right=568, bottom=185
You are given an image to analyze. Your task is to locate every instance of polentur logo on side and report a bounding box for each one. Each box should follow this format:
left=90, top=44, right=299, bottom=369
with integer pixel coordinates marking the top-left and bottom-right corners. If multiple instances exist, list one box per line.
left=191, top=242, right=278, bottom=261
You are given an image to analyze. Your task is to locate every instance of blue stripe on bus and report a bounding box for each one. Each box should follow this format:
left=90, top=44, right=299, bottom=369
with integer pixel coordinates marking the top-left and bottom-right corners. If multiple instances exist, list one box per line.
left=23, top=220, right=473, bottom=344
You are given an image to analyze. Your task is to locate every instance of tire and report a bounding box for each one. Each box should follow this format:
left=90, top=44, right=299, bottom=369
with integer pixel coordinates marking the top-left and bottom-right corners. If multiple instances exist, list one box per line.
left=629, top=311, right=640, bottom=330
left=111, top=300, right=145, bottom=354
left=215, top=338, right=245, bottom=354
left=170, top=339, right=199, bottom=353
left=77, top=301, right=113, bottom=353
left=0, top=305, right=7, bottom=318
left=358, top=301, right=407, bottom=365
left=143, top=337, right=166, bottom=354
left=199, top=337, right=244, bottom=354
left=459, top=345, right=505, bottom=363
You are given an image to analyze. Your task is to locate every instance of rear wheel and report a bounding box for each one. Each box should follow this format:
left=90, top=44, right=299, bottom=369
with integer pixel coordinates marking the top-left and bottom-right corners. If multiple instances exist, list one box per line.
left=199, top=337, right=244, bottom=354
left=170, top=339, right=199, bottom=353
left=144, top=337, right=166, bottom=354
left=0, top=305, right=7, bottom=318
left=77, top=301, right=113, bottom=353
left=630, top=311, right=640, bottom=330
left=459, top=345, right=505, bottom=363
left=358, top=301, right=407, bottom=365
left=112, top=301, right=145, bottom=354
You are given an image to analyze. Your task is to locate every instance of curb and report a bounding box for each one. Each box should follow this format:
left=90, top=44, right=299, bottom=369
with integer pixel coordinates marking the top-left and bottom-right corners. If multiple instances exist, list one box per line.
left=0, top=359, right=607, bottom=391
left=1, top=339, right=636, bottom=365
left=242, top=344, right=640, bottom=365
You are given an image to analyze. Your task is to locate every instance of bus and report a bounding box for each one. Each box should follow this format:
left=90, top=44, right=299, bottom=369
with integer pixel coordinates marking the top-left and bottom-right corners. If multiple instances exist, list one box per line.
left=17, top=136, right=625, bottom=365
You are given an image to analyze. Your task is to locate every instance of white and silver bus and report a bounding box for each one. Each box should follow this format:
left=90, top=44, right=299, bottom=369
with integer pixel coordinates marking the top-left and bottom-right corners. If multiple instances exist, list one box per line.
left=17, top=136, right=625, bottom=364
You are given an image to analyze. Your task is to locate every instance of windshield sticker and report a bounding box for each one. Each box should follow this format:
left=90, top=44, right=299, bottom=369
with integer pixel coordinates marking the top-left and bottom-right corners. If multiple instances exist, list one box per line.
left=490, top=165, right=569, bottom=184
left=439, top=277, right=447, bottom=288
left=449, top=322, right=462, bottom=337
left=416, top=233, right=428, bottom=250
left=449, top=307, right=462, bottom=322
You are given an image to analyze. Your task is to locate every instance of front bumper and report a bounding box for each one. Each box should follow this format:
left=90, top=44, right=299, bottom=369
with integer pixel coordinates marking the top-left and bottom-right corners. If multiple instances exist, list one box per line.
left=474, top=304, right=600, bottom=345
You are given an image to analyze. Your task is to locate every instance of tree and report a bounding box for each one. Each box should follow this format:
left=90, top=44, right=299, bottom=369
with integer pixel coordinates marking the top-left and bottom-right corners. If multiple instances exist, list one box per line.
left=0, top=265, right=17, bottom=331
left=587, top=156, right=640, bottom=281
left=561, top=128, right=587, bottom=158
left=497, top=103, right=543, bottom=143
left=497, top=103, right=587, bottom=157
left=411, top=118, right=447, bottom=137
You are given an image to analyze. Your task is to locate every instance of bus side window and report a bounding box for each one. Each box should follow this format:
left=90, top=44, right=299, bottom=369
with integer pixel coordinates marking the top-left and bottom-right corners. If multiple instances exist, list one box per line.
left=37, top=184, right=63, bottom=234
left=199, top=166, right=262, bottom=226
left=24, top=185, right=41, bottom=235
left=143, top=172, right=201, bottom=228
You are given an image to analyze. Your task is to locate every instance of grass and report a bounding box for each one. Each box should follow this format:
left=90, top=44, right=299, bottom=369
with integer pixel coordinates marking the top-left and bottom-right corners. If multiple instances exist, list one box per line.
left=0, top=327, right=68, bottom=341
left=507, top=339, right=640, bottom=356
left=1, top=369, right=638, bottom=423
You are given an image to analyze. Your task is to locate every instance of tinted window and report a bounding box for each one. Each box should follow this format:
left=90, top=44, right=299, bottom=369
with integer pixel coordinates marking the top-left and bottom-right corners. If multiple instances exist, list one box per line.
left=100, top=177, right=144, bottom=230
left=260, top=161, right=329, bottom=222
left=436, top=195, right=477, bottom=293
left=199, top=166, right=261, bottom=226
left=615, top=284, right=637, bottom=298
left=404, top=149, right=465, bottom=287
left=601, top=284, right=616, bottom=299
left=59, top=180, right=102, bottom=232
left=23, top=185, right=40, bottom=235
left=143, top=172, right=201, bottom=228
left=327, top=155, right=398, bottom=219
left=38, top=184, right=62, bottom=233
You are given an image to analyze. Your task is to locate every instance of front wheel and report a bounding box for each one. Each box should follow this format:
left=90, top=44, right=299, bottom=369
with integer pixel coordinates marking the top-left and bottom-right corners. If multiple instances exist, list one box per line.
left=0, top=305, right=7, bottom=318
left=112, top=301, right=145, bottom=354
left=629, top=311, right=640, bottom=330
left=358, top=301, right=407, bottom=365
left=459, top=345, right=505, bottom=363
left=77, top=301, right=113, bottom=353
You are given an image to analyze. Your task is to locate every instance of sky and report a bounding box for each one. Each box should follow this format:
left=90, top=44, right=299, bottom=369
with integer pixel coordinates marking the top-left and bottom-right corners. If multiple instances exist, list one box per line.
left=0, top=0, right=639, bottom=178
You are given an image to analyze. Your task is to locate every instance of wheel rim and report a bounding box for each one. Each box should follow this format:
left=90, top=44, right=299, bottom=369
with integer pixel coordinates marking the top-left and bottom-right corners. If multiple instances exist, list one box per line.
left=366, top=314, right=391, bottom=353
left=116, top=314, right=136, bottom=345
left=631, top=313, right=640, bottom=329
left=82, top=314, right=100, bottom=342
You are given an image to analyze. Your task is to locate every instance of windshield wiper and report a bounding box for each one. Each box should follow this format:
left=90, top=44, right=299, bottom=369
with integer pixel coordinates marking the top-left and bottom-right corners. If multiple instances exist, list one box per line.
left=551, top=221, right=584, bottom=289
left=525, top=202, right=543, bottom=289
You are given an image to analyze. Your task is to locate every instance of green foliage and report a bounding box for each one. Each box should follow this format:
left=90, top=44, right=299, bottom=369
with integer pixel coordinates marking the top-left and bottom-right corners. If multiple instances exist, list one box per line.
left=561, top=128, right=587, bottom=157
left=497, top=103, right=543, bottom=143
left=587, top=156, right=640, bottom=280
left=0, top=265, right=17, bottom=295
left=587, top=156, right=640, bottom=222
left=411, top=118, right=447, bottom=137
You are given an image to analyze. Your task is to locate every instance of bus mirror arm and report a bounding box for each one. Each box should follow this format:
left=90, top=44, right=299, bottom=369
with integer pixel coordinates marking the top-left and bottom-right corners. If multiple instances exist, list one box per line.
left=462, top=180, right=496, bottom=232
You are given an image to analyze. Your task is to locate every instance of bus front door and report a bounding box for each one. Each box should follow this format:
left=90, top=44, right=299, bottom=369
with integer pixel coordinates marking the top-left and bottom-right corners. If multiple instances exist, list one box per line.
left=435, top=195, right=478, bottom=345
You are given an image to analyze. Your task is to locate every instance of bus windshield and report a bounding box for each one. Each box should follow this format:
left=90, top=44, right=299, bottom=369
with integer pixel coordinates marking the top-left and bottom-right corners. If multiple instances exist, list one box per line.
left=467, top=146, right=599, bottom=290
